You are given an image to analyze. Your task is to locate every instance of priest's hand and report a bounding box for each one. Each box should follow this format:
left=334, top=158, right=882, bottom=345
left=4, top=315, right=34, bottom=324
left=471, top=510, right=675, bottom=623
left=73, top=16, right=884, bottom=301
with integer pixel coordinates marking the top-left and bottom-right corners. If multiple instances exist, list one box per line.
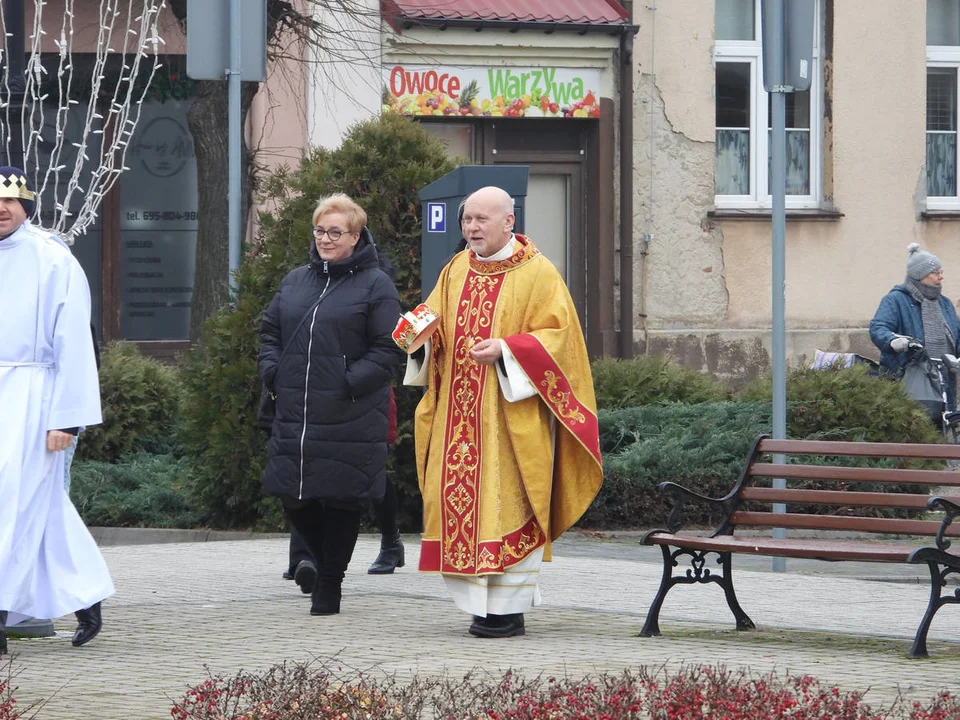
left=47, top=430, right=74, bottom=452
left=470, top=338, right=503, bottom=365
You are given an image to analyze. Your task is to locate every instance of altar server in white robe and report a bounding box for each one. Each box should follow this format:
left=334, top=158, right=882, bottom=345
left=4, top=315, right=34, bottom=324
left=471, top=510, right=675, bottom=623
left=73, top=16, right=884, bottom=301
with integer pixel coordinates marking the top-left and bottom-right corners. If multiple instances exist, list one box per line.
left=0, top=167, right=114, bottom=655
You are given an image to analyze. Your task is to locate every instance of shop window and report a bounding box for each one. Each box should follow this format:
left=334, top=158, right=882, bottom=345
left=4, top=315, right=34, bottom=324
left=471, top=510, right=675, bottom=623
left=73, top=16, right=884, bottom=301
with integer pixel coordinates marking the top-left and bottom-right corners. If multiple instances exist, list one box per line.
left=713, top=0, right=822, bottom=208
left=927, top=1, right=960, bottom=207
left=420, top=122, right=474, bottom=161
left=119, top=99, right=198, bottom=340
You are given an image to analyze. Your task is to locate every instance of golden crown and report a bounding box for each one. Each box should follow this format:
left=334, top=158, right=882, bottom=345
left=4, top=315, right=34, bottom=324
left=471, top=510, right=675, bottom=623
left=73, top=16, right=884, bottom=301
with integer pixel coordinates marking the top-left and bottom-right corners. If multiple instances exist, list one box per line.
left=0, top=172, right=35, bottom=201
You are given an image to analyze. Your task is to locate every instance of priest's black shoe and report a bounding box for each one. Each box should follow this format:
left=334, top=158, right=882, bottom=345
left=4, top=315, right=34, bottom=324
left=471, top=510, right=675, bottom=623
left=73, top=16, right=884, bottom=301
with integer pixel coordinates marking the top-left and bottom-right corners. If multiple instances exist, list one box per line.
left=294, top=559, right=317, bottom=595
left=368, top=531, right=405, bottom=574
left=282, top=569, right=294, bottom=580
left=72, top=602, right=102, bottom=647
left=468, top=613, right=525, bottom=638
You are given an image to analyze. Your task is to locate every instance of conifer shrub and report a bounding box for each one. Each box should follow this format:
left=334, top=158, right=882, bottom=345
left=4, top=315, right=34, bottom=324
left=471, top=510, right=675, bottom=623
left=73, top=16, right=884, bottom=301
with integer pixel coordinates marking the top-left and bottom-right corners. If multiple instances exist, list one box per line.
left=70, top=453, right=200, bottom=528
left=585, top=366, right=943, bottom=529
left=78, top=342, right=184, bottom=463
left=584, top=402, right=770, bottom=529
left=739, top=365, right=941, bottom=444
left=180, top=114, right=457, bottom=530
left=591, top=355, right=729, bottom=410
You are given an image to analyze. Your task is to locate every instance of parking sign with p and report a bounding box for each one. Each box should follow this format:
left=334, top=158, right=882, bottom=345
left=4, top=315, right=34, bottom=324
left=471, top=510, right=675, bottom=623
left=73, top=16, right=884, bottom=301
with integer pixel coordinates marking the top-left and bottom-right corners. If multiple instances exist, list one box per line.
left=427, top=202, right=446, bottom=233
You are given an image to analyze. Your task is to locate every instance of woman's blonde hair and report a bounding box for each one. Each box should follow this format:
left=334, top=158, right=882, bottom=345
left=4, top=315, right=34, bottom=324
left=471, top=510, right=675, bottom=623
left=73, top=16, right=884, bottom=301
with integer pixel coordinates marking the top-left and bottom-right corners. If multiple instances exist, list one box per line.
left=312, top=193, right=367, bottom=232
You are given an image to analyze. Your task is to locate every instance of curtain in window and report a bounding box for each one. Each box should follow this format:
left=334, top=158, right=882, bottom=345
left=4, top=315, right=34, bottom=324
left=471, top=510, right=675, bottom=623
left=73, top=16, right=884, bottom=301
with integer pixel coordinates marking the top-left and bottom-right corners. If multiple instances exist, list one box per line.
left=716, top=0, right=754, bottom=41
left=928, top=0, right=960, bottom=46
left=927, top=67, right=957, bottom=196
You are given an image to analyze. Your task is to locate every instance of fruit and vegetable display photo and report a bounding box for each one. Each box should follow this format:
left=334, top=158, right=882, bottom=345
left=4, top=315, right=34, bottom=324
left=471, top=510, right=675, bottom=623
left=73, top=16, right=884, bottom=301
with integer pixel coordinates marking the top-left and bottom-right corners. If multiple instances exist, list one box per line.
left=383, top=64, right=602, bottom=118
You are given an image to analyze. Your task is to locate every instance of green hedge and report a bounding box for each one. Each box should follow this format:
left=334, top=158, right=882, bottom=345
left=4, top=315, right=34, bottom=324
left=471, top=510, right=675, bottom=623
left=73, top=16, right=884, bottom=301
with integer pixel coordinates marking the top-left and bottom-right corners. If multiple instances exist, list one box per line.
left=70, top=453, right=200, bottom=528
left=592, top=355, right=729, bottom=411
left=584, top=366, right=943, bottom=529
left=79, top=342, right=184, bottom=462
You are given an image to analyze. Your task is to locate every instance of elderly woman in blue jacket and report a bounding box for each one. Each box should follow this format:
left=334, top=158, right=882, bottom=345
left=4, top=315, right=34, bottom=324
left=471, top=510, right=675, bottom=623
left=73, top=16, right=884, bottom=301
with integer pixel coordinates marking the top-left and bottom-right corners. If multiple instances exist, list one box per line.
left=869, top=243, right=960, bottom=409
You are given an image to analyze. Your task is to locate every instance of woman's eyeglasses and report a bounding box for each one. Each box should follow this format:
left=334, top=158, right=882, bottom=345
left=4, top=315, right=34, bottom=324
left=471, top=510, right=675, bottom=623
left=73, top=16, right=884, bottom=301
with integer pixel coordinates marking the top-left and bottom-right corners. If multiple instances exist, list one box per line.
left=313, top=226, right=352, bottom=241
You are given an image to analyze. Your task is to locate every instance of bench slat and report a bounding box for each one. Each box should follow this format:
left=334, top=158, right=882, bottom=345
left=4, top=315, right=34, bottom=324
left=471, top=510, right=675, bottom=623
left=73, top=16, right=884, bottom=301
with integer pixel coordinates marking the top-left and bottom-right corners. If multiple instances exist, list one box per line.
left=729, top=510, right=960, bottom=537
left=739, top=487, right=940, bottom=509
left=644, top=532, right=915, bottom=562
left=758, top=438, right=960, bottom=460
left=749, top=462, right=960, bottom=487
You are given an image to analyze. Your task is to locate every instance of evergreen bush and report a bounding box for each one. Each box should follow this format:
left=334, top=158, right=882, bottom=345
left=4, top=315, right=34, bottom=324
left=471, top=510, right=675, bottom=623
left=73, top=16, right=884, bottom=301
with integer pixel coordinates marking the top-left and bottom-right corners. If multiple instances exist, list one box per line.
left=739, top=365, right=941, bottom=444
left=78, top=342, right=184, bottom=463
left=70, top=453, right=200, bottom=528
left=584, top=402, right=770, bottom=529
left=591, top=355, right=729, bottom=410
left=180, top=114, right=457, bottom=530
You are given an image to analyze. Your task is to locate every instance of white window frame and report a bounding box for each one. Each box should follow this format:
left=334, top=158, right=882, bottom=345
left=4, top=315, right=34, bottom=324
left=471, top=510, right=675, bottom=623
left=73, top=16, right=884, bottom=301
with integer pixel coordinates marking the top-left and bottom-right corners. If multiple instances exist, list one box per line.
left=713, top=0, right=822, bottom=209
left=926, top=45, right=960, bottom=210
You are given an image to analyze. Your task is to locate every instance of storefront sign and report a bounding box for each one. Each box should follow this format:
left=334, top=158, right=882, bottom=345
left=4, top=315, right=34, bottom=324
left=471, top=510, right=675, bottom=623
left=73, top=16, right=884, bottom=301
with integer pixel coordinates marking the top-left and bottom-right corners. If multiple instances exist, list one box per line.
left=119, top=99, right=198, bottom=341
left=382, top=64, right=601, bottom=118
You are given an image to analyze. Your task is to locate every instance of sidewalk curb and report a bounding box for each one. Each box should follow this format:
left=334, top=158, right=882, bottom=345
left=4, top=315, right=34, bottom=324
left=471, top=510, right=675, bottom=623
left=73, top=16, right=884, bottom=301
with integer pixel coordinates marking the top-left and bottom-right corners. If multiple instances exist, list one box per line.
left=89, top=526, right=288, bottom=547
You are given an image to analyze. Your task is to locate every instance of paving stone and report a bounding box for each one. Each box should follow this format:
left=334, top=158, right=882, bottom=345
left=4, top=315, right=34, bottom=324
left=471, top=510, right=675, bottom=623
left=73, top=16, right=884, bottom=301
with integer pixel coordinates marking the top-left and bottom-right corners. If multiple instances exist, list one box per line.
left=3, top=534, right=958, bottom=718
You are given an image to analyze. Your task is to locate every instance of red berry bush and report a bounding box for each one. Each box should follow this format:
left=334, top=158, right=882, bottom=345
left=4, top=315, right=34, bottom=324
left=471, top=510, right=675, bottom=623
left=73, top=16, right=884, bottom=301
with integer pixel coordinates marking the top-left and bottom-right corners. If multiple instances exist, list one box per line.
left=166, top=662, right=960, bottom=720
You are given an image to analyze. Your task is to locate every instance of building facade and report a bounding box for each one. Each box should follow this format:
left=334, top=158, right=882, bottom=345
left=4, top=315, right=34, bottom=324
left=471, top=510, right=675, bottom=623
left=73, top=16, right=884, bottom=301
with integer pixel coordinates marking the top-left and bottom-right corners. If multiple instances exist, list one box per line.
left=636, top=0, right=960, bottom=380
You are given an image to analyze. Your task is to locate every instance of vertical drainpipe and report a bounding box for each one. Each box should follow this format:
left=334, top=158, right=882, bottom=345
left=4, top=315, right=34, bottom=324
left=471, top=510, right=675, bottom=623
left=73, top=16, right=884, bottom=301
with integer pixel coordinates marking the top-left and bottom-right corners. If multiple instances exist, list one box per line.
left=619, top=1, right=636, bottom=358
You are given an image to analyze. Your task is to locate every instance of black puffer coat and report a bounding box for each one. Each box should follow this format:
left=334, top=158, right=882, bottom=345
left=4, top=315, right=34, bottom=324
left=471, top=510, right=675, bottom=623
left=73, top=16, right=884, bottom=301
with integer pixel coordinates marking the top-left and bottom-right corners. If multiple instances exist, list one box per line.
left=259, top=229, right=403, bottom=502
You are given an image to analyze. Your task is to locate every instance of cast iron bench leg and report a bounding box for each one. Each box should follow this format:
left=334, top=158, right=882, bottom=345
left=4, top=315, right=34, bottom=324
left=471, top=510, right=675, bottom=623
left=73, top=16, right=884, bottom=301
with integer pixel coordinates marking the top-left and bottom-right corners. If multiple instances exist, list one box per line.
left=639, top=545, right=756, bottom=637
left=910, top=560, right=960, bottom=659
left=719, top=551, right=756, bottom=631
left=639, top=544, right=673, bottom=637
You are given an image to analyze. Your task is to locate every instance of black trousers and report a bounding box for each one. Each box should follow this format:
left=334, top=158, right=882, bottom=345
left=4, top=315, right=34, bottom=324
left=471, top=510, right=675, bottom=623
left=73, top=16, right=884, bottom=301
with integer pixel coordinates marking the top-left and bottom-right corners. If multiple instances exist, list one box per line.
left=288, top=476, right=399, bottom=572
left=284, top=498, right=364, bottom=583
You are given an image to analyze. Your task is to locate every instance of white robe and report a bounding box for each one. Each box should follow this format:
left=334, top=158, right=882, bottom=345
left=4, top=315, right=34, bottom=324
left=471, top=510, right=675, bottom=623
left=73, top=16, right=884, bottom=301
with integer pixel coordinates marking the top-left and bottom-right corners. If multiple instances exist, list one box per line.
left=0, top=222, right=115, bottom=624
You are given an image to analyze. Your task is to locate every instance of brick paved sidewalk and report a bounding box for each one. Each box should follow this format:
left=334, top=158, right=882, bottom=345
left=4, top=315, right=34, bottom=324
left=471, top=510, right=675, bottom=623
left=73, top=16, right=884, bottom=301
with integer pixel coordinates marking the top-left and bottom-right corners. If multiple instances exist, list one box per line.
left=5, top=535, right=960, bottom=719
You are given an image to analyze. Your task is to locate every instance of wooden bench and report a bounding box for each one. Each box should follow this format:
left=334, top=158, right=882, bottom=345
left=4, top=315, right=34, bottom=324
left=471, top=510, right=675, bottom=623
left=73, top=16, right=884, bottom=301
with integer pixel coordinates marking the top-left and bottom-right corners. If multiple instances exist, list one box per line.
left=639, top=435, right=960, bottom=658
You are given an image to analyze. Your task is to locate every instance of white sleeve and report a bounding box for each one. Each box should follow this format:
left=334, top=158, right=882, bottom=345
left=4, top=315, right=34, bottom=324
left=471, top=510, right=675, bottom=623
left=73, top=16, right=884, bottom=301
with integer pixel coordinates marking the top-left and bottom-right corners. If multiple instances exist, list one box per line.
left=403, top=339, right=432, bottom=386
left=495, top=340, right=537, bottom=402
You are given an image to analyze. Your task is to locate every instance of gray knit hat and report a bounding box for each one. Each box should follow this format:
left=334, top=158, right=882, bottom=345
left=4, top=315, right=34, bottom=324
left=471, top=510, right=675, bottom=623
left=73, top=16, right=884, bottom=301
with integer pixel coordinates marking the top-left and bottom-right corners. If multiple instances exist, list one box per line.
left=906, top=243, right=941, bottom=280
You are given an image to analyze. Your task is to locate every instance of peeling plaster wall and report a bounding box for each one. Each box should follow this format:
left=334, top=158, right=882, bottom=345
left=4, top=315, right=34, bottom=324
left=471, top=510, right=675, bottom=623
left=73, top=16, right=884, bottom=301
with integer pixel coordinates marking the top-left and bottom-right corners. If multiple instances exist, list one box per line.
left=634, top=1, right=727, bottom=334
left=633, top=2, right=956, bottom=379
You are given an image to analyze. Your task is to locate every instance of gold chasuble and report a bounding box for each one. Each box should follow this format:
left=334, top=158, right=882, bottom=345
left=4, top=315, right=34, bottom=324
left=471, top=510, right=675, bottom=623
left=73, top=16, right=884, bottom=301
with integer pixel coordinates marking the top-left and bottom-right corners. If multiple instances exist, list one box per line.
left=415, top=235, right=602, bottom=576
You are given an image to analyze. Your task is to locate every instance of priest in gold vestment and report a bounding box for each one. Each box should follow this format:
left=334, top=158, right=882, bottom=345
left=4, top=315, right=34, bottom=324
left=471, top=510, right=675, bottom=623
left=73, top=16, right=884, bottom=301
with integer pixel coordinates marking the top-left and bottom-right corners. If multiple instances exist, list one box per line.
left=401, top=186, right=602, bottom=638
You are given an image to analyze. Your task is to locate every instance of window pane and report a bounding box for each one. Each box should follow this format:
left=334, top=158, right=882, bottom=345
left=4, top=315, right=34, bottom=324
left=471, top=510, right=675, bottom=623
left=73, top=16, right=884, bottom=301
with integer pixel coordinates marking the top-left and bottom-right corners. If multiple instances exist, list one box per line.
left=717, top=130, right=750, bottom=194
left=768, top=130, right=810, bottom=195
left=928, top=0, right=960, bottom=45
left=928, top=133, right=957, bottom=196
left=716, top=62, right=751, bottom=195
left=716, top=0, right=755, bottom=41
left=716, top=62, right=751, bottom=128
left=768, top=90, right=811, bottom=129
left=928, top=68, right=957, bottom=131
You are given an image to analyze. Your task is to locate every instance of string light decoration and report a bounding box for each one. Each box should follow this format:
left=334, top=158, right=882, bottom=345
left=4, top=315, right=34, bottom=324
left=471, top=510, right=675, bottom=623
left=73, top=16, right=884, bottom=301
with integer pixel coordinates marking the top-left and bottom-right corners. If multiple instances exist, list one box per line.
left=0, top=0, right=166, bottom=243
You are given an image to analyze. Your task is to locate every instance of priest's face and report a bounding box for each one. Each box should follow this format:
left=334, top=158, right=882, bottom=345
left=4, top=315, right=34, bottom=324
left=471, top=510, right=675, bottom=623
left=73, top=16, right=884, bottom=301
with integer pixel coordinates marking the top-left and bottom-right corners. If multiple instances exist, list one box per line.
left=461, top=188, right=514, bottom=258
left=0, top=197, right=26, bottom=238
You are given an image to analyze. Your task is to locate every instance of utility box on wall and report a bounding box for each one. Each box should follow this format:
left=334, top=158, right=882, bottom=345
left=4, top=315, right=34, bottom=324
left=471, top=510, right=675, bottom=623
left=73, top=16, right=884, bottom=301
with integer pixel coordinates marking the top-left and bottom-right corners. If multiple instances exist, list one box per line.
left=418, top=165, right=529, bottom=298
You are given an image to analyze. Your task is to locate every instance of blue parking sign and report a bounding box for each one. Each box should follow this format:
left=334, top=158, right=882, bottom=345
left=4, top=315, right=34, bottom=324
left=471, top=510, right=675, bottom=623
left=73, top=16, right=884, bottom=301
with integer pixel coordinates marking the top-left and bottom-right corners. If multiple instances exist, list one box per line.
left=427, top=202, right=446, bottom=233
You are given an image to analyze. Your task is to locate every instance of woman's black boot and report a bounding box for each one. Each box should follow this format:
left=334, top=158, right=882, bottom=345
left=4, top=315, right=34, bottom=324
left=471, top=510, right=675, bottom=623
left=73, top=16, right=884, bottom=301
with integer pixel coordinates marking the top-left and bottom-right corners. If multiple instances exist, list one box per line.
left=72, top=602, right=102, bottom=647
left=310, top=580, right=342, bottom=615
left=368, top=531, right=405, bottom=574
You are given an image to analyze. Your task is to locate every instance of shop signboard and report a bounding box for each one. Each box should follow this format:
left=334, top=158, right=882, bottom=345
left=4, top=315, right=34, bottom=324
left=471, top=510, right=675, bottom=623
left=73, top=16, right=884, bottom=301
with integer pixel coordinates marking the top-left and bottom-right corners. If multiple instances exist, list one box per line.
left=382, top=64, right=601, bottom=118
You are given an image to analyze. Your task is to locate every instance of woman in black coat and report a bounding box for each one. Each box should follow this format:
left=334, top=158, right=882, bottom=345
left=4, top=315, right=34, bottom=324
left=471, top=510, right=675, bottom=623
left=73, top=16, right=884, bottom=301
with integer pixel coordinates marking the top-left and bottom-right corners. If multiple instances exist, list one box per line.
left=259, top=193, right=403, bottom=615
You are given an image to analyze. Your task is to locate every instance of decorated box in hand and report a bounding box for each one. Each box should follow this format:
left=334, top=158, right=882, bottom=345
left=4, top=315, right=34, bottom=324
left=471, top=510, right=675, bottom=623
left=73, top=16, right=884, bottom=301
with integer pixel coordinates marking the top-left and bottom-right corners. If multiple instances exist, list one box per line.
left=392, top=303, right=440, bottom=354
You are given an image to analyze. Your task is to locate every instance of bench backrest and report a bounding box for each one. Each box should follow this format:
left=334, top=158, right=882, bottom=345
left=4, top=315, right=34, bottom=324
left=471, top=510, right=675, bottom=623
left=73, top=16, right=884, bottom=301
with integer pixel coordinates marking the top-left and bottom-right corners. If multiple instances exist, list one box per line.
left=726, top=436, right=960, bottom=538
